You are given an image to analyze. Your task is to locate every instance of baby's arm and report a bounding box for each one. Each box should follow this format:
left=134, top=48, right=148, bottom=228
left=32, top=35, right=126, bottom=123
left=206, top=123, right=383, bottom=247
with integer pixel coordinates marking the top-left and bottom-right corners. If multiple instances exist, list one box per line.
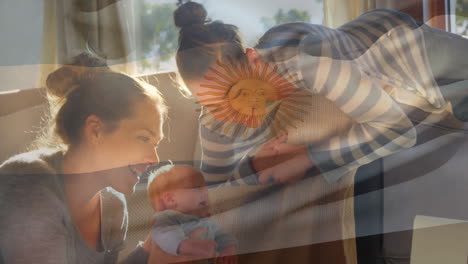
left=179, top=231, right=217, bottom=258
left=213, top=223, right=238, bottom=255
left=151, top=231, right=217, bottom=260
left=152, top=222, right=187, bottom=256
left=153, top=213, right=217, bottom=258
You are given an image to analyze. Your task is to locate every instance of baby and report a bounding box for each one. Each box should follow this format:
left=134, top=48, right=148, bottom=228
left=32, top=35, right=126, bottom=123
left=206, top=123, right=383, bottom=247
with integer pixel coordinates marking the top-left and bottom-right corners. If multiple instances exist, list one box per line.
left=147, top=164, right=238, bottom=260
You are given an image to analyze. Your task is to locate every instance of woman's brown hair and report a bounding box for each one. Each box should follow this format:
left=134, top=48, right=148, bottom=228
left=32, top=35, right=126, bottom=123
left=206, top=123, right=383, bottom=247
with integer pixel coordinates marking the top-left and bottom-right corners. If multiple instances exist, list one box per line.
left=39, top=52, right=166, bottom=148
left=174, top=1, right=245, bottom=83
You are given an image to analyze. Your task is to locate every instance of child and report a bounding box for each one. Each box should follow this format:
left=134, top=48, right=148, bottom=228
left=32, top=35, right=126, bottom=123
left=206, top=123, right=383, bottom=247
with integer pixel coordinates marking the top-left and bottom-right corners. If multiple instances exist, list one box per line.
left=147, top=164, right=238, bottom=261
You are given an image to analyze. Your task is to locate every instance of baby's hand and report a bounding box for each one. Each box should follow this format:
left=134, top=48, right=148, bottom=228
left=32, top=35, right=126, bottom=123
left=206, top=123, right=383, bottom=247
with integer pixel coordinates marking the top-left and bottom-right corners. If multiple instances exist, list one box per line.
left=219, top=245, right=236, bottom=256
left=188, top=227, right=208, bottom=240
left=178, top=238, right=218, bottom=259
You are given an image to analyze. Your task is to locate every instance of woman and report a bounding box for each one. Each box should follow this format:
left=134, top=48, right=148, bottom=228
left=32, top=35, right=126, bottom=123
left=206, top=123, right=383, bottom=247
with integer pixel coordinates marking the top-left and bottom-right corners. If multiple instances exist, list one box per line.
left=0, top=53, right=165, bottom=263
left=175, top=2, right=468, bottom=187
left=173, top=2, right=467, bottom=263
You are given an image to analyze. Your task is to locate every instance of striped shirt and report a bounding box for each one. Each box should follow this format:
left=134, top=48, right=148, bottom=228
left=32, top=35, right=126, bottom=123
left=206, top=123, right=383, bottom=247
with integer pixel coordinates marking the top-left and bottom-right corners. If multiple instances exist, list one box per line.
left=200, top=9, right=450, bottom=186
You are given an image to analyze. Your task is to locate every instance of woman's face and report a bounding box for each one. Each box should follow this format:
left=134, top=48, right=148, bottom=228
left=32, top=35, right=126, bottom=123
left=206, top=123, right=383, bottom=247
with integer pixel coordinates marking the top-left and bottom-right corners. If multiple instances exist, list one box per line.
left=92, top=98, right=164, bottom=195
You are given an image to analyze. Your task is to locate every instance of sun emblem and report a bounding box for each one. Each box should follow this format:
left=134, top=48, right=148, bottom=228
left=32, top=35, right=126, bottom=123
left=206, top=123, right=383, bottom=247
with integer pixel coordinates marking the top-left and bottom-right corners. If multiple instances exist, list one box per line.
left=195, top=57, right=312, bottom=139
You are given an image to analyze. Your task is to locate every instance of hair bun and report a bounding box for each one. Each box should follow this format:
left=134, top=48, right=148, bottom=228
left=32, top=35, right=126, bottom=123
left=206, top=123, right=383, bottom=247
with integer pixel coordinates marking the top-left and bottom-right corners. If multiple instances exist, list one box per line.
left=46, top=52, right=109, bottom=98
left=46, top=66, right=82, bottom=98
left=174, top=1, right=207, bottom=28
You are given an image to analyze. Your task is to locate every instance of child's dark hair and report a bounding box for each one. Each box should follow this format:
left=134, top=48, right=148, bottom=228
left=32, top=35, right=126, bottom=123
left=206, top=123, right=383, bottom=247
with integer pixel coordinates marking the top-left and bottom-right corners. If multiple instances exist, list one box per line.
left=174, top=1, right=245, bottom=83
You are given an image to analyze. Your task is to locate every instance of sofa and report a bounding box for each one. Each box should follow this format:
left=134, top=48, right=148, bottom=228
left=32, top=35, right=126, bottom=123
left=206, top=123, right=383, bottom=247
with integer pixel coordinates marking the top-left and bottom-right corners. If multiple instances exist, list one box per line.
left=2, top=72, right=467, bottom=264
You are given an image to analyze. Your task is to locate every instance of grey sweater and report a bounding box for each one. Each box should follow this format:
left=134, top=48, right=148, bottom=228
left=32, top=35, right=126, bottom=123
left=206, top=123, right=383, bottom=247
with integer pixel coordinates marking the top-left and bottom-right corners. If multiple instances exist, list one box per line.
left=0, top=149, right=148, bottom=264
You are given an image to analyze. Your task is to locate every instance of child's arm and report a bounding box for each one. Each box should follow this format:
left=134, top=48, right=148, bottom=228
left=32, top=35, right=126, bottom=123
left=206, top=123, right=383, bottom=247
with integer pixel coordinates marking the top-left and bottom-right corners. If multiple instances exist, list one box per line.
left=214, top=229, right=238, bottom=264
left=215, top=230, right=238, bottom=264
left=147, top=240, right=204, bottom=264
left=219, top=244, right=237, bottom=256
left=154, top=215, right=218, bottom=258
left=152, top=223, right=187, bottom=256
left=213, top=224, right=238, bottom=254
left=178, top=237, right=218, bottom=258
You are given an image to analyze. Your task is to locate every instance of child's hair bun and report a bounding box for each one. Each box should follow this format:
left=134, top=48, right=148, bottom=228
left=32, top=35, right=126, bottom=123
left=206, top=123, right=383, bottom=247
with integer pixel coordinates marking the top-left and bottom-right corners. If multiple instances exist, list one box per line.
left=46, top=52, right=109, bottom=98
left=174, top=1, right=207, bottom=28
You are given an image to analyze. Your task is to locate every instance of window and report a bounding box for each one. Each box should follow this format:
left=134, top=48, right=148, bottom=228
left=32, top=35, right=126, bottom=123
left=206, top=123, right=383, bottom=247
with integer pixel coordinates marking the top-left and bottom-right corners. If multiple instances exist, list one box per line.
left=423, top=0, right=467, bottom=35
left=0, top=0, right=323, bottom=92
left=0, top=1, right=44, bottom=92
left=136, top=0, right=323, bottom=74
left=449, top=0, right=468, bottom=37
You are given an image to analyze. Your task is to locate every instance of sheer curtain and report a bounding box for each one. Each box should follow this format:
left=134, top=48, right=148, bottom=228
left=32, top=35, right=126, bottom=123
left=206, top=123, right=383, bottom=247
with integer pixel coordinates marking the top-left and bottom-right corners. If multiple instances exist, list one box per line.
left=39, top=0, right=138, bottom=87
left=323, top=0, right=397, bottom=28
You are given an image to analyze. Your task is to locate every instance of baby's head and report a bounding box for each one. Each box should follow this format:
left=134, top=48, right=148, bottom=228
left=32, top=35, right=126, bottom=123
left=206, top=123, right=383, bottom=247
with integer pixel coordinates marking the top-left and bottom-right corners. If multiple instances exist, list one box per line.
left=147, top=164, right=210, bottom=217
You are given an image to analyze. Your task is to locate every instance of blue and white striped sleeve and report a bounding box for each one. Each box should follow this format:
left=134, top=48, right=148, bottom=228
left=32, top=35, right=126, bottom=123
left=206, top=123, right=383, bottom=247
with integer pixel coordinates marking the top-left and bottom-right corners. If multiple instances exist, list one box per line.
left=200, top=124, right=262, bottom=187
left=299, top=53, right=417, bottom=183
left=256, top=21, right=417, bottom=183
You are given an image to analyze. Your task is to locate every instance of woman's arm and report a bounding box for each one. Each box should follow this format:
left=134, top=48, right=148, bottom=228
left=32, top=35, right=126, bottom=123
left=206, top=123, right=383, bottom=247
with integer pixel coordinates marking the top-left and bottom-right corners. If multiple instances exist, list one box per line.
left=248, top=21, right=418, bottom=184
left=299, top=56, right=417, bottom=183
left=220, top=58, right=416, bottom=185
left=0, top=187, right=68, bottom=264
left=147, top=241, right=203, bottom=264
left=118, top=238, right=151, bottom=264
left=204, top=20, right=417, bottom=186
left=255, top=56, right=417, bottom=184
left=0, top=218, right=68, bottom=264
left=198, top=23, right=324, bottom=187
left=119, top=236, right=189, bottom=264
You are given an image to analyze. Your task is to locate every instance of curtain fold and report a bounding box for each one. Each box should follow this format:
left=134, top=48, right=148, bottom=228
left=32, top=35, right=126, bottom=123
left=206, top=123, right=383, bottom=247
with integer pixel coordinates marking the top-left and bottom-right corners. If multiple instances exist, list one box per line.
left=323, top=0, right=397, bottom=28
left=39, top=0, right=137, bottom=87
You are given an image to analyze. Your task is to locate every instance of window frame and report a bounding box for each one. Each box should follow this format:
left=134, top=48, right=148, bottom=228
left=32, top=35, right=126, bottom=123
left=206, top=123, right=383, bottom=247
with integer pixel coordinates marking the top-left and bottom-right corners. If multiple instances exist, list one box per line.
left=425, top=0, right=448, bottom=30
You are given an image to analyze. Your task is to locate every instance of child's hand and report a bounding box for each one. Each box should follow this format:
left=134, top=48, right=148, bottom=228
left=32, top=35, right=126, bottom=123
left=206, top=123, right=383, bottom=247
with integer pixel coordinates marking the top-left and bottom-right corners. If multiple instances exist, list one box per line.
left=219, top=245, right=236, bottom=256
left=178, top=238, right=218, bottom=259
left=216, top=245, right=238, bottom=264
left=148, top=240, right=201, bottom=264
left=188, top=227, right=208, bottom=240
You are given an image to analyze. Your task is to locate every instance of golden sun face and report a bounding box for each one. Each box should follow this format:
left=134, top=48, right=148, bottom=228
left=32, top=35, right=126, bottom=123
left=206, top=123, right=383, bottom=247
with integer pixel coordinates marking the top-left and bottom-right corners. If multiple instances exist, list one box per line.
left=228, top=79, right=277, bottom=126
left=195, top=57, right=312, bottom=139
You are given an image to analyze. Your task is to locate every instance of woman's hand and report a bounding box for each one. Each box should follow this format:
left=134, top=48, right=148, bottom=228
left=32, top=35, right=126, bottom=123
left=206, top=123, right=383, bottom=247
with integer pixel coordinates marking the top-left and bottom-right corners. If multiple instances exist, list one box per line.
left=179, top=227, right=217, bottom=258
left=141, top=234, right=152, bottom=253
left=147, top=240, right=202, bottom=264
left=215, top=245, right=238, bottom=264
left=253, top=135, right=315, bottom=184
left=252, top=134, right=290, bottom=172
left=257, top=151, right=314, bottom=184
left=178, top=238, right=218, bottom=258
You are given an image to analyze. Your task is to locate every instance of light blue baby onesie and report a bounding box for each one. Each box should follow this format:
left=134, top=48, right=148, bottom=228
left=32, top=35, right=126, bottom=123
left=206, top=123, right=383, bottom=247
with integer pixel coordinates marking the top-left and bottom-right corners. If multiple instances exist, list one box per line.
left=151, top=209, right=237, bottom=256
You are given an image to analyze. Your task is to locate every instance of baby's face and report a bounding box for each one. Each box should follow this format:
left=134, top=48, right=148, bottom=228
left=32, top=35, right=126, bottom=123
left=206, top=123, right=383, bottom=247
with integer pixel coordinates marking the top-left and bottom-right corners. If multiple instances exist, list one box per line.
left=163, top=186, right=210, bottom=217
